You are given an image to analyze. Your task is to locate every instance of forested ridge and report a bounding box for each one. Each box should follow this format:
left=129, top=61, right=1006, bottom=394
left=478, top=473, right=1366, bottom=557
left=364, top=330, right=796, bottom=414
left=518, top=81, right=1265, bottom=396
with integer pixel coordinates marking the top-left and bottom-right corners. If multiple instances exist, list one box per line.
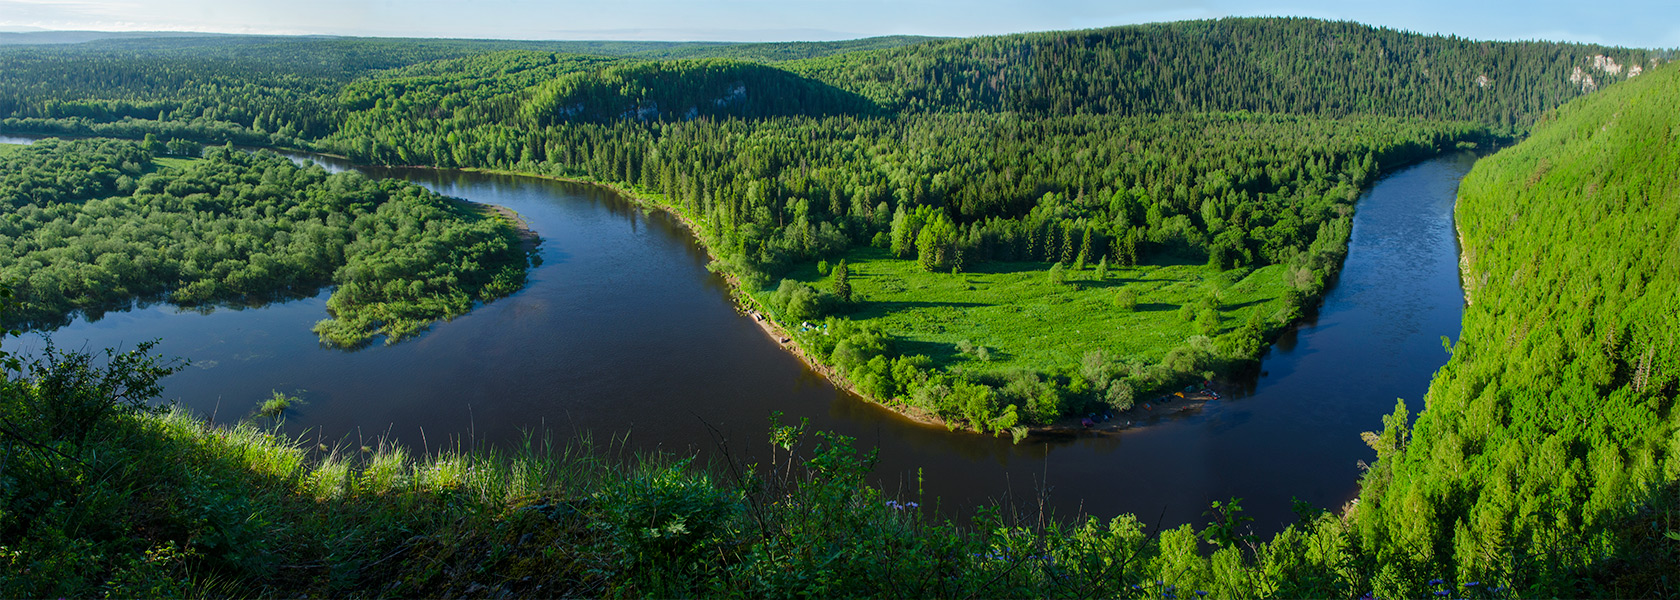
left=0, top=18, right=1661, bottom=148
left=0, top=139, right=529, bottom=346
left=786, top=18, right=1665, bottom=129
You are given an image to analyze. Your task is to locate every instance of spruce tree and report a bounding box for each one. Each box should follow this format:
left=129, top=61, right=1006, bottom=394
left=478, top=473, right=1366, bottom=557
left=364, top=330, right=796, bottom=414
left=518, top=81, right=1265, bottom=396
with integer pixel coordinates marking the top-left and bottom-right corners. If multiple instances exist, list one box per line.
left=831, top=260, right=852, bottom=302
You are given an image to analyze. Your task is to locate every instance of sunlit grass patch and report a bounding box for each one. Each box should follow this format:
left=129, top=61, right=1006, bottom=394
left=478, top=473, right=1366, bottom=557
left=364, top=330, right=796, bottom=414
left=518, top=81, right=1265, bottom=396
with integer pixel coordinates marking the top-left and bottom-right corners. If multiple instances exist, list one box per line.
left=153, top=155, right=202, bottom=171
left=763, top=247, right=1294, bottom=374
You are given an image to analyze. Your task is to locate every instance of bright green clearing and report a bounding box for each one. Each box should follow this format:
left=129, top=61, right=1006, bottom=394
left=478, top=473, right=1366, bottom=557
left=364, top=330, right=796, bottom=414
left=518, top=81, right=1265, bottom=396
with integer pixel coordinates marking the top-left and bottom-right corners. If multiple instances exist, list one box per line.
left=153, top=155, right=202, bottom=170
left=0, top=143, right=22, bottom=157
left=762, top=247, right=1295, bottom=374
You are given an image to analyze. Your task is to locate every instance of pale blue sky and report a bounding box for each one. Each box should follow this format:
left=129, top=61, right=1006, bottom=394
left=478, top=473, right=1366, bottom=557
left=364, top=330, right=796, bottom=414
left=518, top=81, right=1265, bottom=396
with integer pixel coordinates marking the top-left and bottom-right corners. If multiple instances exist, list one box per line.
left=1, top=0, right=1675, bottom=48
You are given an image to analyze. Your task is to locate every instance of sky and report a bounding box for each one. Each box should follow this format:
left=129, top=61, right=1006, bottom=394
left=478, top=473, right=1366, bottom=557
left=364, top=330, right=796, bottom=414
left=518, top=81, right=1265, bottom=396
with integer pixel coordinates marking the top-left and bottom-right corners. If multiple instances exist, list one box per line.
left=1, top=0, right=1676, bottom=49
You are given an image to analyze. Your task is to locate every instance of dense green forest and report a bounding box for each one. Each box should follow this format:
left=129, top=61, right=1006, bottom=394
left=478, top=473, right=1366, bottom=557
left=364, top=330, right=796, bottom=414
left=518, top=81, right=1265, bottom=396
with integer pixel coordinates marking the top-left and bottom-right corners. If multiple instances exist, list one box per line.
left=3, top=58, right=1677, bottom=590
left=0, top=138, right=529, bottom=346
left=321, top=87, right=1488, bottom=431
left=0, top=17, right=1676, bottom=598
left=0, top=17, right=1664, bottom=429
left=1350, top=57, right=1680, bottom=593
left=0, top=34, right=930, bottom=143
left=786, top=18, right=1662, bottom=129
left=519, top=59, right=880, bottom=123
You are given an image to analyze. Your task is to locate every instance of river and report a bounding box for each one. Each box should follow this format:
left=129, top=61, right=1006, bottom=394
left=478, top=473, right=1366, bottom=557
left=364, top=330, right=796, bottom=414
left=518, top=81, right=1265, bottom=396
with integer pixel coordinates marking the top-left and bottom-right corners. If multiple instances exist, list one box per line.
left=6, top=139, right=1474, bottom=534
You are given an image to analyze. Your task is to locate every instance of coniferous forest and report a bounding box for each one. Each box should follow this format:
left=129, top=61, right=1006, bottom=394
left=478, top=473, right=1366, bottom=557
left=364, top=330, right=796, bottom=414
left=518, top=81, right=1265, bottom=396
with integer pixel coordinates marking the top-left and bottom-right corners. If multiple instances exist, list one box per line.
left=0, top=16, right=1675, bottom=598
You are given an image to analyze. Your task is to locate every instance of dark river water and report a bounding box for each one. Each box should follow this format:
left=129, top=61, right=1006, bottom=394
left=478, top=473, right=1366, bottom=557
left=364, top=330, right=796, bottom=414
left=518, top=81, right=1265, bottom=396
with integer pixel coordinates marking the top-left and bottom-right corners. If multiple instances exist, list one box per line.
left=7, top=140, right=1474, bottom=534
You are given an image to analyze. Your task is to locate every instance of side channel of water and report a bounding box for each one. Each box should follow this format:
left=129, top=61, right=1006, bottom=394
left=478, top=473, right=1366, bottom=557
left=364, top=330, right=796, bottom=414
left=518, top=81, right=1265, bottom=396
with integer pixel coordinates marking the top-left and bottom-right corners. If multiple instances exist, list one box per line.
left=9, top=140, right=1473, bottom=533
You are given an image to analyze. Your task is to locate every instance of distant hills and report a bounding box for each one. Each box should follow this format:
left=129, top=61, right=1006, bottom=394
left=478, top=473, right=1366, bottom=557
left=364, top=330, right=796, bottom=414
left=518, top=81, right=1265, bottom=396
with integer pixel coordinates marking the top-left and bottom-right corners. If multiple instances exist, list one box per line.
left=0, top=29, right=937, bottom=61
left=0, top=30, right=237, bottom=45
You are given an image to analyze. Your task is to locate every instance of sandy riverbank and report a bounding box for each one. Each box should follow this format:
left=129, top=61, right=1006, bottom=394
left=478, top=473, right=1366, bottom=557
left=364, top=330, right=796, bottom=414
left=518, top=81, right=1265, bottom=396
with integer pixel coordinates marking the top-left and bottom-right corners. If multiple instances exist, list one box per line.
left=488, top=204, right=542, bottom=253
left=452, top=196, right=542, bottom=254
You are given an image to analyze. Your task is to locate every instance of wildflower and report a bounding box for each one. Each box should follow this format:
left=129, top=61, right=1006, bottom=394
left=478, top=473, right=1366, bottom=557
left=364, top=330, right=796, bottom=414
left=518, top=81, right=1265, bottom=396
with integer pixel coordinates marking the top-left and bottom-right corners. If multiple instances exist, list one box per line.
left=1427, top=579, right=1445, bottom=586
left=1196, top=591, right=1208, bottom=597
left=1463, top=582, right=1479, bottom=587
left=1432, top=591, right=1448, bottom=597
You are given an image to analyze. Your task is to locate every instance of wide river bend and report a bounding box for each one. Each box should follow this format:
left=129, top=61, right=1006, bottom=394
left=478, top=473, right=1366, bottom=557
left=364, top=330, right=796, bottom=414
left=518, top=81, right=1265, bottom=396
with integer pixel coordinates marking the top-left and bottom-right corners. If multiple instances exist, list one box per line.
left=9, top=142, right=1474, bottom=533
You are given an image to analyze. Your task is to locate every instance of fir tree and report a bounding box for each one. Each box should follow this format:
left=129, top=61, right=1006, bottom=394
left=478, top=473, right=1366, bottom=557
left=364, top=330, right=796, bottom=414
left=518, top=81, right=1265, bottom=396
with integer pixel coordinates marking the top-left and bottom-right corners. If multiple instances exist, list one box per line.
left=831, top=259, right=852, bottom=302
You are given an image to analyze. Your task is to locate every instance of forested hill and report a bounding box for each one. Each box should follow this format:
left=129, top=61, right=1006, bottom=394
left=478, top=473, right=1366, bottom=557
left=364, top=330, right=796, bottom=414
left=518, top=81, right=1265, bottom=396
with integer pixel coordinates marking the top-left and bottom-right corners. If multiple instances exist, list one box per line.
left=1352, top=60, right=1680, bottom=595
left=520, top=59, right=879, bottom=124
left=0, top=18, right=1667, bottom=146
left=787, top=17, right=1666, bottom=130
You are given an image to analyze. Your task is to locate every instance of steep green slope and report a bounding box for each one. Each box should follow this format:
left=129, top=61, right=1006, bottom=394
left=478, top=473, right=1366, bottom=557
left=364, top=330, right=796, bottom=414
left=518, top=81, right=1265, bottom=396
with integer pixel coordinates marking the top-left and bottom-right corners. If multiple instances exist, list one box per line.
left=788, top=17, right=1663, bottom=130
left=1354, top=61, right=1680, bottom=596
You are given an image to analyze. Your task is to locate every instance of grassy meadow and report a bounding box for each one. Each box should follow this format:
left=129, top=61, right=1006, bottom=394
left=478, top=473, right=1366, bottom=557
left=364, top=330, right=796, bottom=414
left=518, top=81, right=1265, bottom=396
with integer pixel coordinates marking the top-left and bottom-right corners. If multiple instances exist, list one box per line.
left=152, top=155, right=203, bottom=170
left=756, top=247, right=1295, bottom=375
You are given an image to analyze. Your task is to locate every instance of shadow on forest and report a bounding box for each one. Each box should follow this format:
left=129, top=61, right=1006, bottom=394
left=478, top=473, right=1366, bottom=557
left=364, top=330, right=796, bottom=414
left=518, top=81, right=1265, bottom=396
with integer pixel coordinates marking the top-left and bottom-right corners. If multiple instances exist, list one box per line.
left=868, top=300, right=988, bottom=310
left=1220, top=299, right=1266, bottom=311
left=896, top=338, right=1012, bottom=367
left=1133, top=302, right=1179, bottom=312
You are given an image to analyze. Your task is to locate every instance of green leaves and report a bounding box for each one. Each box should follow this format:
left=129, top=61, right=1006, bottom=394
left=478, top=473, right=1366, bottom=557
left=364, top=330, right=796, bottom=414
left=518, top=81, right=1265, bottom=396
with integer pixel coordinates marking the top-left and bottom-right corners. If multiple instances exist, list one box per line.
left=1201, top=497, right=1256, bottom=549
